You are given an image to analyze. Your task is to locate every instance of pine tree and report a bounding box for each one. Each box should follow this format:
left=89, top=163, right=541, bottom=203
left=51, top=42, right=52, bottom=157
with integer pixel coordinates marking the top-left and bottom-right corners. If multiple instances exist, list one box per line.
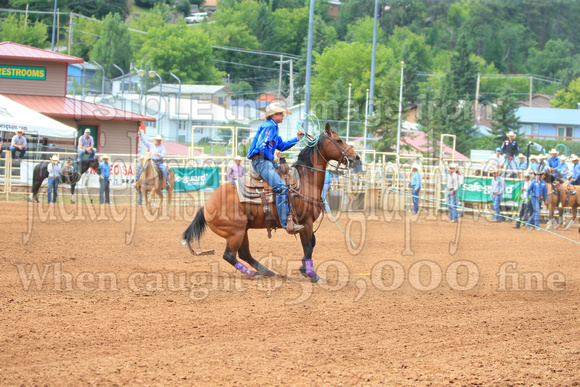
left=449, top=35, right=477, bottom=100
left=490, top=85, right=522, bottom=145
left=90, top=13, right=132, bottom=78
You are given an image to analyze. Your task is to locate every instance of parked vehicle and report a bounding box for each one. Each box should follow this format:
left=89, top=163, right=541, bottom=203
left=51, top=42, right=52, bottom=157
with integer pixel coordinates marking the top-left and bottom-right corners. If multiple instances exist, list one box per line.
left=186, top=12, right=208, bottom=23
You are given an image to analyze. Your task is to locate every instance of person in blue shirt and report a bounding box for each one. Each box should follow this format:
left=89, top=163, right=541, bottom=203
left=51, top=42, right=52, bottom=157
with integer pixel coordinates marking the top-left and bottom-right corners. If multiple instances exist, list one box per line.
left=321, top=170, right=332, bottom=212
left=570, top=154, right=580, bottom=186
left=247, top=102, right=305, bottom=234
left=504, top=153, right=519, bottom=178
left=547, top=149, right=561, bottom=170
left=490, top=168, right=506, bottom=221
left=99, top=155, right=111, bottom=204
left=526, top=170, right=548, bottom=229
left=555, top=156, right=571, bottom=181
left=47, top=155, right=61, bottom=204
left=517, top=153, right=527, bottom=171
left=529, top=155, right=539, bottom=172
left=410, top=164, right=422, bottom=213
left=138, top=132, right=170, bottom=189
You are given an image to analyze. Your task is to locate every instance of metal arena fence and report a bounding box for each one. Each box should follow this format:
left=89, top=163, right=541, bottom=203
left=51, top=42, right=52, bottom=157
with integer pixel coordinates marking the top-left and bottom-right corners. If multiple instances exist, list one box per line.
left=0, top=148, right=560, bottom=224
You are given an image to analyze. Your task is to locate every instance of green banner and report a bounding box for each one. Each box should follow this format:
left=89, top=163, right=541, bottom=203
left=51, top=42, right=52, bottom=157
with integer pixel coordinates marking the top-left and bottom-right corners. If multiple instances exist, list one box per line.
left=458, top=177, right=523, bottom=203
left=173, top=167, right=220, bottom=192
left=0, top=65, right=46, bottom=80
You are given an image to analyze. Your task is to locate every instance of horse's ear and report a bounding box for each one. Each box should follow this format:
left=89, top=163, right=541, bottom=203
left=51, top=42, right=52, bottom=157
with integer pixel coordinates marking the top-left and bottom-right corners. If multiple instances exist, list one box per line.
left=325, top=123, right=331, bottom=134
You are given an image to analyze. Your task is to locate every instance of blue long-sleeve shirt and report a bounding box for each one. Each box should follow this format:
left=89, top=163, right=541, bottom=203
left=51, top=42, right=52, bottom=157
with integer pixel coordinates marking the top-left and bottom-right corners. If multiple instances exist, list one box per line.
left=527, top=179, right=548, bottom=200
left=247, top=119, right=298, bottom=161
left=571, top=163, right=580, bottom=181
left=410, top=171, right=421, bottom=189
left=518, top=160, right=527, bottom=170
left=139, top=135, right=166, bottom=161
left=547, top=155, right=561, bottom=169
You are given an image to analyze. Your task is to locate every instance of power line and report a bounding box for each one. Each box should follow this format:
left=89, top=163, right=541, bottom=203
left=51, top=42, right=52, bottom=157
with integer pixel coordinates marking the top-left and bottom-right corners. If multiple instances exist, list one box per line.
left=212, top=45, right=301, bottom=60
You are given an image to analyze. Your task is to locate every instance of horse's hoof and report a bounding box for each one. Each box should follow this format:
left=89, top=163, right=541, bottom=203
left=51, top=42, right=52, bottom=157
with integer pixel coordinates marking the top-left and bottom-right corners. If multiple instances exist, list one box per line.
left=262, top=269, right=276, bottom=277
left=252, top=272, right=263, bottom=279
left=71, top=200, right=75, bottom=204
left=299, top=265, right=307, bottom=278
left=310, top=274, right=322, bottom=284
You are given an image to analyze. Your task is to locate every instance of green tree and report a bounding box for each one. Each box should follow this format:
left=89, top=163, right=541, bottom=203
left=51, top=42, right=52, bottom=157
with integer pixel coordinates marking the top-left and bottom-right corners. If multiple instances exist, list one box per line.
left=449, top=35, right=477, bottom=99
left=137, top=24, right=223, bottom=83
left=272, top=7, right=309, bottom=55
left=70, top=15, right=102, bottom=60
left=90, top=13, right=133, bottom=77
left=526, top=39, right=574, bottom=78
left=345, top=16, right=384, bottom=44
left=129, top=3, right=171, bottom=46
left=0, top=13, right=48, bottom=48
left=490, top=85, right=522, bottom=145
left=551, top=78, right=580, bottom=109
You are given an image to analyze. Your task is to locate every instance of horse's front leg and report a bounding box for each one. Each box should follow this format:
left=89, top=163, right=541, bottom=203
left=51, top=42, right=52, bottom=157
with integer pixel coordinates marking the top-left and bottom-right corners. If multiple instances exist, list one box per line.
left=70, top=183, right=76, bottom=204
left=298, top=223, right=322, bottom=284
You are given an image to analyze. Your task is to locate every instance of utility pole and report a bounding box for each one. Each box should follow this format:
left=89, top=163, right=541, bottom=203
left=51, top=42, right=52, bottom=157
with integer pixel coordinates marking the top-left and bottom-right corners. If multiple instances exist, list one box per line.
left=51, top=0, right=58, bottom=51
left=529, top=76, right=533, bottom=107
left=68, top=13, right=73, bottom=54
left=277, top=55, right=283, bottom=98
left=288, top=59, right=294, bottom=107
left=475, top=72, right=480, bottom=122
left=369, top=0, right=379, bottom=116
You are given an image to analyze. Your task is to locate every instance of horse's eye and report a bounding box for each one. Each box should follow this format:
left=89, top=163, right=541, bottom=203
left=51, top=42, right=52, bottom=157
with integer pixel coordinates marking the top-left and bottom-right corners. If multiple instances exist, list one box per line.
left=336, top=139, right=343, bottom=144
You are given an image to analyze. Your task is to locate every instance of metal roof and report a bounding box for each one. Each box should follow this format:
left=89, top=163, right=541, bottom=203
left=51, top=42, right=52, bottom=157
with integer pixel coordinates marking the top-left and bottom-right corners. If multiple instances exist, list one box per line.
left=3, top=94, right=155, bottom=122
left=0, top=42, right=84, bottom=63
left=516, top=107, right=580, bottom=126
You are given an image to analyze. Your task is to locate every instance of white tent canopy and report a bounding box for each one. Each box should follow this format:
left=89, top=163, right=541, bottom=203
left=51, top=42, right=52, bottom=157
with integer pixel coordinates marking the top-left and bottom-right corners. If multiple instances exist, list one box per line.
left=0, top=94, right=77, bottom=138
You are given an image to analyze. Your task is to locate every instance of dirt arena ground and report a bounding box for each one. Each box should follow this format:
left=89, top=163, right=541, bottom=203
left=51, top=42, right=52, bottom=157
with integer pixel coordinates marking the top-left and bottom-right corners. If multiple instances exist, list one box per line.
left=1, top=200, right=579, bottom=385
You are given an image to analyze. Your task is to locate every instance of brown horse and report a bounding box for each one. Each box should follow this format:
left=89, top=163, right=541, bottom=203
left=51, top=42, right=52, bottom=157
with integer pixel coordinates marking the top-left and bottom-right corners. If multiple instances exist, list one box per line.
left=138, top=152, right=175, bottom=216
left=182, top=124, right=359, bottom=283
left=543, top=172, right=579, bottom=230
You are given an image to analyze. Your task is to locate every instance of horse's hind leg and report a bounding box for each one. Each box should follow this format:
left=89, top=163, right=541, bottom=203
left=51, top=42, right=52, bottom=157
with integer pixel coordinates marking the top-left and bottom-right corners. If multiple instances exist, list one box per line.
left=223, top=232, right=262, bottom=278
left=238, top=232, right=275, bottom=277
left=566, top=205, right=577, bottom=231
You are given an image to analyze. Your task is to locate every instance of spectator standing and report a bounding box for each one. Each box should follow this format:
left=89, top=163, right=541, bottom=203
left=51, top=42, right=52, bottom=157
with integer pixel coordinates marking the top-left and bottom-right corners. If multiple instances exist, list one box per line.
left=487, top=147, right=505, bottom=172
left=513, top=171, right=534, bottom=229
left=490, top=168, right=506, bottom=222
left=517, top=153, right=527, bottom=171
left=46, top=155, right=61, bottom=204
left=529, top=155, right=539, bottom=172
left=410, top=164, right=422, bottom=214
left=504, top=153, right=519, bottom=178
left=446, top=164, right=459, bottom=222
left=500, top=131, right=519, bottom=156
left=10, top=129, right=27, bottom=160
left=569, top=154, right=580, bottom=186
left=99, top=155, right=111, bottom=204
left=227, top=156, right=245, bottom=184
left=77, top=128, right=96, bottom=161
left=526, top=171, right=549, bottom=230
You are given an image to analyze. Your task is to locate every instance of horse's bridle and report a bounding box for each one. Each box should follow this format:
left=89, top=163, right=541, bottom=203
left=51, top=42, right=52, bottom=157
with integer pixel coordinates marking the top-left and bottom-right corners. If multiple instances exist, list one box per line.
left=311, top=132, right=354, bottom=171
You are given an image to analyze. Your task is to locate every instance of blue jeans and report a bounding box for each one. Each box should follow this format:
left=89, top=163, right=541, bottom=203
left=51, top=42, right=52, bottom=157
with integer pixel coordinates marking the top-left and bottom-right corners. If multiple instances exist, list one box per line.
left=10, top=146, right=26, bottom=159
left=252, top=158, right=290, bottom=228
left=412, top=187, right=420, bottom=213
left=516, top=200, right=533, bottom=226
left=527, top=198, right=541, bottom=227
left=77, top=148, right=96, bottom=161
left=446, top=191, right=458, bottom=221
left=155, top=161, right=169, bottom=185
left=322, top=182, right=331, bottom=212
left=492, top=194, right=503, bottom=221
left=47, top=177, right=59, bottom=203
left=100, top=177, right=110, bottom=204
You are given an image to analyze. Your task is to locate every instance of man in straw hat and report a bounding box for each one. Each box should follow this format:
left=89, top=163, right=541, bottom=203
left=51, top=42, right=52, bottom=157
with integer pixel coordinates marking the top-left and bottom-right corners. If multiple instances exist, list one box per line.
left=517, top=153, right=527, bottom=171
left=410, top=164, right=422, bottom=214
left=526, top=170, right=548, bottom=230
left=529, top=155, right=539, bottom=172
left=77, top=128, right=96, bottom=161
left=513, top=170, right=534, bottom=229
left=138, top=131, right=170, bottom=188
left=570, top=154, right=580, bottom=186
left=501, top=130, right=519, bottom=156
left=10, top=129, right=27, bottom=160
left=247, top=102, right=305, bottom=234
left=99, top=155, right=111, bottom=204
left=446, top=163, right=459, bottom=222
left=547, top=148, right=561, bottom=170
left=227, top=155, right=245, bottom=184
left=490, top=167, right=506, bottom=222
left=47, top=155, right=61, bottom=203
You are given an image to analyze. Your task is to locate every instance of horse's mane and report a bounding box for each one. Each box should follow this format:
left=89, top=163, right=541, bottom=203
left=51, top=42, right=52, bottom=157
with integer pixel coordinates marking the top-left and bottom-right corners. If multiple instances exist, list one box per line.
left=294, top=135, right=325, bottom=168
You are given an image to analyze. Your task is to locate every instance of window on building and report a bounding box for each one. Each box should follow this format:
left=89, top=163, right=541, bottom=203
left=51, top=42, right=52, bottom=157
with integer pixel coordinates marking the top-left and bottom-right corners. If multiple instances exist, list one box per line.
left=532, top=124, right=539, bottom=135
left=145, top=121, right=155, bottom=128
left=557, top=126, right=573, bottom=138
left=178, top=120, right=189, bottom=131
left=218, top=97, right=224, bottom=106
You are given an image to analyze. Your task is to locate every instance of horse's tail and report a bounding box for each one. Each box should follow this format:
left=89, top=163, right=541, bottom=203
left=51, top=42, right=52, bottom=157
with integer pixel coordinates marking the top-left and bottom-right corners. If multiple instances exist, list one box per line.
left=181, top=207, right=214, bottom=256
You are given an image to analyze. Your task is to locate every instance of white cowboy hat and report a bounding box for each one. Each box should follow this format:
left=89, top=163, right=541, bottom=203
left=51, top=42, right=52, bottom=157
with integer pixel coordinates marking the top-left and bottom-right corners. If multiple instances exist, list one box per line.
left=448, top=163, right=457, bottom=169
left=489, top=168, right=498, bottom=174
left=101, top=154, right=109, bottom=159
left=15, top=129, right=24, bottom=133
left=264, top=102, right=292, bottom=118
left=234, top=156, right=243, bottom=161
left=84, top=128, right=91, bottom=133
left=526, top=171, right=534, bottom=177
left=549, top=148, right=558, bottom=154
left=560, top=156, right=567, bottom=161
left=570, top=154, right=579, bottom=161
left=535, top=170, right=544, bottom=175
left=51, top=155, right=59, bottom=162
left=529, top=155, right=538, bottom=160
left=153, top=134, right=164, bottom=141
left=507, top=131, right=516, bottom=137
left=517, top=153, right=525, bottom=158
left=538, top=154, right=547, bottom=159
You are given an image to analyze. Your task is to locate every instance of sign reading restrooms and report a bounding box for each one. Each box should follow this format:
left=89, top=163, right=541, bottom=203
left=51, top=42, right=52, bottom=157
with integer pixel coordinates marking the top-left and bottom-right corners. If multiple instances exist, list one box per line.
left=0, top=65, right=46, bottom=80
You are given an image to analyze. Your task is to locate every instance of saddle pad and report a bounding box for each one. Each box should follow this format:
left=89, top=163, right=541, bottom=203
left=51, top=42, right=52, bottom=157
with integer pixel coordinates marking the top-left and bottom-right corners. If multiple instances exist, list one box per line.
left=236, top=166, right=301, bottom=204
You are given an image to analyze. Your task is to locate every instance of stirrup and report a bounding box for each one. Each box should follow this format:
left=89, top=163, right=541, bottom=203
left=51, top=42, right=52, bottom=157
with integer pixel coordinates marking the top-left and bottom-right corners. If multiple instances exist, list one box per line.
left=285, top=216, right=303, bottom=234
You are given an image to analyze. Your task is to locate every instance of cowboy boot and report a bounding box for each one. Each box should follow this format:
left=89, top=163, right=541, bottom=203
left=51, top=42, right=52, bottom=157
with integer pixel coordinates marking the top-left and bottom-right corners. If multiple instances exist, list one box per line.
left=286, top=216, right=304, bottom=234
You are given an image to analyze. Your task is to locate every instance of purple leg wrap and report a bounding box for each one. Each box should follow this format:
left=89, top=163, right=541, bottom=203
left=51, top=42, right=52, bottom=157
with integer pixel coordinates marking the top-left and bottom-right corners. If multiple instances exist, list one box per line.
left=235, top=262, right=255, bottom=277
left=303, top=259, right=316, bottom=277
